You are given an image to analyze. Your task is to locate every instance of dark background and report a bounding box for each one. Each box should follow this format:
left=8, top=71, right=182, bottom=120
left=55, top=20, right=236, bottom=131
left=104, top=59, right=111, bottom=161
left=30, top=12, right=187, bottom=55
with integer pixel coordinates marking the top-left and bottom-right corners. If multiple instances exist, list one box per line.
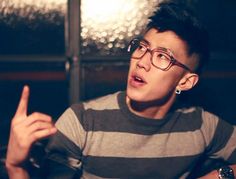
left=0, top=0, right=236, bottom=178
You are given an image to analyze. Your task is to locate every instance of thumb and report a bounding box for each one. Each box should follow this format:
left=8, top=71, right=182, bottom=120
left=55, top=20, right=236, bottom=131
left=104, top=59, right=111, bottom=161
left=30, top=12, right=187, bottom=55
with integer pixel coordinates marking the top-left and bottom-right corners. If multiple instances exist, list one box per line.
left=14, top=85, right=30, bottom=117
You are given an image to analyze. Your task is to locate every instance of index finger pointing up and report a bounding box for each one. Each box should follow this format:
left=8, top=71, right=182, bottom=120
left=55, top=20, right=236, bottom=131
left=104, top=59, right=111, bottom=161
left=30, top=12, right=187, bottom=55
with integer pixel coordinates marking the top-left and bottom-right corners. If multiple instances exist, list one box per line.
left=15, top=85, right=30, bottom=117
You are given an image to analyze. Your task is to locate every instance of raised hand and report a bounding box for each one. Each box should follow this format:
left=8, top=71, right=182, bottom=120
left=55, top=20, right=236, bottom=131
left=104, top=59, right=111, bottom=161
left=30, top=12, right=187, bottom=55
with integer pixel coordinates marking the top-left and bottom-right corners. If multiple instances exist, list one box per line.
left=6, top=86, right=57, bottom=177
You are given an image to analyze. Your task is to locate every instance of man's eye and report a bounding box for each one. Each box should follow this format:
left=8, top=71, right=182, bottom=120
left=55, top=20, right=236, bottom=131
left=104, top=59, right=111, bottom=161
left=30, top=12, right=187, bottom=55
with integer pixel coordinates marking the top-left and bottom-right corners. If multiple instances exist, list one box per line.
left=138, top=44, right=147, bottom=51
left=157, top=53, right=169, bottom=61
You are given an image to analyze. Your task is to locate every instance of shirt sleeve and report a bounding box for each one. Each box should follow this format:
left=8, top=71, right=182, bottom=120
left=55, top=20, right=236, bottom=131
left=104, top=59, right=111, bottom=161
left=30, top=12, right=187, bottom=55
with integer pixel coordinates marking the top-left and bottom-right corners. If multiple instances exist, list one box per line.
left=202, top=110, right=236, bottom=164
left=42, top=105, right=87, bottom=178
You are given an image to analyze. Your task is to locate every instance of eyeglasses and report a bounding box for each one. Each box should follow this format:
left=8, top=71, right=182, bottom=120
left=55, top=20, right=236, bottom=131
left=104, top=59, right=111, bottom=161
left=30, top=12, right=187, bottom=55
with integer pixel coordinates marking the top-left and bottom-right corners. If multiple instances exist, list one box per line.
left=127, top=38, right=191, bottom=72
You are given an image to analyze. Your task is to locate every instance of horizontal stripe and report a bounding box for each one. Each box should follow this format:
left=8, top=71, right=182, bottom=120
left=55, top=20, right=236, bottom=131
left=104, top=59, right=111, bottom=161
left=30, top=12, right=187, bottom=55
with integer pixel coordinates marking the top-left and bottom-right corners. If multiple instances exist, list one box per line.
left=83, top=92, right=120, bottom=110
left=80, top=171, right=190, bottom=179
left=71, top=108, right=204, bottom=135
left=176, top=107, right=198, bottom=113
left=82, top=155, right=200, bottom=178
left=69, top=92, right=207, bottom=134
left=214, top=126, right=236, bottom=160
left=201, top=111, right=219, bottom=148
left=206, top=118, right=233, bottom=156
left=46, top=130, right=82, bottom=169
left=83, top=130, right=205, bottom=158
left=81, top=171, right=110, bottom=179
left=55, top=108, right=87, bottom=150
left=228, top=148, right=236, bottom=163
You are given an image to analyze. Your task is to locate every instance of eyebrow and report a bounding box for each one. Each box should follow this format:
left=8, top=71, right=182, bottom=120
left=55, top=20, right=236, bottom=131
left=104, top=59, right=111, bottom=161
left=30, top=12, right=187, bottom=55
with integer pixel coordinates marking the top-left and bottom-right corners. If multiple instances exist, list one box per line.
left=141, top=38, right=151, bottom=46
left=142, top=38, right=177, bottom=57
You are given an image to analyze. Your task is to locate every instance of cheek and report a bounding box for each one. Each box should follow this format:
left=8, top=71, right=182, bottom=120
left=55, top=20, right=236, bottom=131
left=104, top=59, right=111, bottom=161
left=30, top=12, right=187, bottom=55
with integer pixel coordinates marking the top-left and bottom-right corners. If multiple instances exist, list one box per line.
left=149, top=71, right=180, bottom=92
left=129, top=60, right=137, bottom=68
left=127, top=60, right=136, bottom=75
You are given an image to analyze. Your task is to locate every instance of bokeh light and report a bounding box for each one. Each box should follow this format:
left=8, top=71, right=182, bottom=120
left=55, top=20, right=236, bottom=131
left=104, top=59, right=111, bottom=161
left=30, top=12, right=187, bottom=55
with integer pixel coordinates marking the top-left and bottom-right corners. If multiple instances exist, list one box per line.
left=81, top=0, right=160, bottom=56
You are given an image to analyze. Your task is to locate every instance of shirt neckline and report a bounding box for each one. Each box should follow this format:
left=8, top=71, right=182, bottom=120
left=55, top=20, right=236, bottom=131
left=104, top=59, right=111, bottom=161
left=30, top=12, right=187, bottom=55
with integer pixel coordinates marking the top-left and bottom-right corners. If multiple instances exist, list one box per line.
left=118, top=91, right=180, bottom=127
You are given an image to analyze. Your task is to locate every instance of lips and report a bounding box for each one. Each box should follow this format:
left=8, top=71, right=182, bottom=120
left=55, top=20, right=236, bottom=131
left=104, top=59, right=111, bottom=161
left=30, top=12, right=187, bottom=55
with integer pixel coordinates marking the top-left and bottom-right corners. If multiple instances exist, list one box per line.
left=129, top=72, right=147, bottom=87
left=134, top=76, right=145, bottom=83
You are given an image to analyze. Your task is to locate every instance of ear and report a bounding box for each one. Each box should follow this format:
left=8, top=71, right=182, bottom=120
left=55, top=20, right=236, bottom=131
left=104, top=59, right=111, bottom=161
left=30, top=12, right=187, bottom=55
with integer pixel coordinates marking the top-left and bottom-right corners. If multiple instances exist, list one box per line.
left=176, top=73, right=199, bottom=92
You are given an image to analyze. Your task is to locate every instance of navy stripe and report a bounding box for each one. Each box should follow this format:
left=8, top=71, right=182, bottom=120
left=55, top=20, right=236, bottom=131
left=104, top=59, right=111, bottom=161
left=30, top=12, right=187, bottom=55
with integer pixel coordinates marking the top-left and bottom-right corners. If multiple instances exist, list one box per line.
left=71, top=103, right=84, bottom=124
left=228, top=149, right=236, bottom=164
left=82, top=155, right=201, bottom=178
left=46, top=130, right=82, bottom=160
left=70, top=107, right=202, bottom=135
left=206, top=119, right=234, bottom=154
left=70, top=92, right=203, bottom=135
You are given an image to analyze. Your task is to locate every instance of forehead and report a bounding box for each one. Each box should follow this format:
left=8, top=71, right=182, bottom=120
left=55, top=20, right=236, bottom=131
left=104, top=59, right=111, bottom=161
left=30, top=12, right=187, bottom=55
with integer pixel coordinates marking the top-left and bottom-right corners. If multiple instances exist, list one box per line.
left=143, top=28, right=189, bottom=60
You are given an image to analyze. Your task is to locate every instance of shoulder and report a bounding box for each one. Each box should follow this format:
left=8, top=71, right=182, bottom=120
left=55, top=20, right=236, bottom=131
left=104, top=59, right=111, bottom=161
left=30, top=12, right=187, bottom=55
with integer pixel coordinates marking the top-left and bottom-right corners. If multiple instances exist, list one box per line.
left=177, top=106, right=220, bottom=123
left=81, top=91, right=121, bottom=111
left=56, top=91, right=122, bottom=127
left=69, top=91, right=121, bottom=114
left=174, top=106, right=222, bottom=134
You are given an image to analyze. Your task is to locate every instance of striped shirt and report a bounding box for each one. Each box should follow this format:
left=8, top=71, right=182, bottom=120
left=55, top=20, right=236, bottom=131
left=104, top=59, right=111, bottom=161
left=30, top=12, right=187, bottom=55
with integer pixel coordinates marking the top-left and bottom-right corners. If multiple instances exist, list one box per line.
left=45, top=91, right=236, bottom=178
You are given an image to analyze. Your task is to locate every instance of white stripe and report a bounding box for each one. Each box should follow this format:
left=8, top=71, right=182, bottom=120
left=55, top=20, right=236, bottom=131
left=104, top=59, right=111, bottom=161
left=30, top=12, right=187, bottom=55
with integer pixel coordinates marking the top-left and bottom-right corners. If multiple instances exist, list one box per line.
left=83, top=130, right=206, bottom=158
left=56, top=108, right=87, bottom=149
left=201, top=110, right=219, bottom=147
left=84, top=92, right=120, bottom=110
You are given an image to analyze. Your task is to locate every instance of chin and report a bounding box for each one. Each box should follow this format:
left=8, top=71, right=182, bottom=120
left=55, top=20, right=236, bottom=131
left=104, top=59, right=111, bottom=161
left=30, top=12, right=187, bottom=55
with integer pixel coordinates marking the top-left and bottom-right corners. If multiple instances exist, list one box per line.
left=126, top=87, right=174, bottom=105
left=126, top=88, right=153, bottom=103
left=126, top=88, right=144, bottom=102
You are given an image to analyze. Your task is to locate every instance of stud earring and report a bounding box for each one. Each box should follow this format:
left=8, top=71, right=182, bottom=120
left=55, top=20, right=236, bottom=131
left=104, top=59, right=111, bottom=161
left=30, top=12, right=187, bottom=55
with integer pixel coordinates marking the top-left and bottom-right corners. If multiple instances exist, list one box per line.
left=175, top=89, right=181, bottom=94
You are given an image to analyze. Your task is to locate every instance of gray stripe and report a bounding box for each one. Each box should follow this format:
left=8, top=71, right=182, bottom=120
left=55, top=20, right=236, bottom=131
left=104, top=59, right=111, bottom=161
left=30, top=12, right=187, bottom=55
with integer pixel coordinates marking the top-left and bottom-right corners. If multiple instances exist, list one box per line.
left=55, top=108, right=87, bottom=149
left=201, top=110, right=219, bottom=147
left=81, top=171, right=116, bottom=179
left=180, top=172, right=191, bottom=179
left=213, top=126, right=236, bottom=160
left=83, top=130, right=206, bottom=158
left=84, top=92, right=120, bottom=110
left=176, top=107, right=196, bottom=113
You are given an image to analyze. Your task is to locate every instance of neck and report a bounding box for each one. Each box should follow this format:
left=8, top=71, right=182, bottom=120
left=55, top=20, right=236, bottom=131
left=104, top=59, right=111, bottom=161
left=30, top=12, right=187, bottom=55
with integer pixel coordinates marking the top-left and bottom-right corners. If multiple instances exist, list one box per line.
left=126, top=93, right=177, bottom=119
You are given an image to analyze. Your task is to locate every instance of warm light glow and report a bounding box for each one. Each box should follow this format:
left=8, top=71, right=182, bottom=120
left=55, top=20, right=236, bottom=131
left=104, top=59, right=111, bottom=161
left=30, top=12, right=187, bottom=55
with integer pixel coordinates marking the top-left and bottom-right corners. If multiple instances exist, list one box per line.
left=8, top=0, right=65, bottom=7
left=2, top=0, right=66, bottom=13
left=83, top=0, right=136, bottom=23
left=1, top=0, right=161, bottom=56
left=81, top=0, right=160, bottom=55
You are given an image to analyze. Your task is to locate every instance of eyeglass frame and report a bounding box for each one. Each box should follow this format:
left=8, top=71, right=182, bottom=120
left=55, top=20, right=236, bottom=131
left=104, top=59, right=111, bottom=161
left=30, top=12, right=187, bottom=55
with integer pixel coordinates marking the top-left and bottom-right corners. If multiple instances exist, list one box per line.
left=127, top=38, right=192, bottom=72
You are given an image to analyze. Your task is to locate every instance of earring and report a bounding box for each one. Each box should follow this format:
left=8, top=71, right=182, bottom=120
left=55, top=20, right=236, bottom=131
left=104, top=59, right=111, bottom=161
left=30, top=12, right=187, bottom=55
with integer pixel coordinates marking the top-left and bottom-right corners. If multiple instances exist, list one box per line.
left=175, top=89, right=181, bottom=94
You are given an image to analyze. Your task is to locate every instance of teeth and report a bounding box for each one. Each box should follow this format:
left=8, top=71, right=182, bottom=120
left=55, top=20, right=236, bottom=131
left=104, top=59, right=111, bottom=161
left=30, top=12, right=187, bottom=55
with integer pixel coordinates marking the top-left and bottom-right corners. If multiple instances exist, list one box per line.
left=135, top=76, right=143, bottom=82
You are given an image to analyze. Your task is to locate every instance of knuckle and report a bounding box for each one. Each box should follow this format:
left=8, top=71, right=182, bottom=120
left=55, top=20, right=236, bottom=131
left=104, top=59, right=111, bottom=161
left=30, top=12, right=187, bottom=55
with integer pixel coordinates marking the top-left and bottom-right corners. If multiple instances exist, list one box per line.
left=31, top=132, right=40, bottom=141
left=11, top=125, right=19, bottom=134
left=36, top=122, right=42, bottom=129
left=48, top=116, right=53, bottom=121
left=32, top=112, right=40, bottom=118
left=18, top=138, right=31, bottom=149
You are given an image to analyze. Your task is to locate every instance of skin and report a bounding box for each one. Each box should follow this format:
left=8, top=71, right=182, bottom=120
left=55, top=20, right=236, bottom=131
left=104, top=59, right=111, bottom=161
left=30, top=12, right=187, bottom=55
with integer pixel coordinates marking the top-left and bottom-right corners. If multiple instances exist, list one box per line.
left=5, top=86, right=57, bottom=179
left=126, top=28, right=199, bottom=119
left=5, top=29, right=236, bottom=178
left=126, top=28, right=236, bottom=178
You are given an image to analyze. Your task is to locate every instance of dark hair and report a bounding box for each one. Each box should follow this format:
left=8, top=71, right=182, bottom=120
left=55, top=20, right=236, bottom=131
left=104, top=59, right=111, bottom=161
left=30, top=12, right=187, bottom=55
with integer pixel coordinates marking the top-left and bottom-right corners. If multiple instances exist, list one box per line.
left=147, top=1, right=209, bottom=74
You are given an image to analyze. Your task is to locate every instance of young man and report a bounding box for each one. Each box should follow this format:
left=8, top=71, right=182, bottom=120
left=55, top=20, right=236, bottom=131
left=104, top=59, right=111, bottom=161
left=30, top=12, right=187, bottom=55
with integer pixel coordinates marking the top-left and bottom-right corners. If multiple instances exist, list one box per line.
left=6, top=1, right=236, bottom=179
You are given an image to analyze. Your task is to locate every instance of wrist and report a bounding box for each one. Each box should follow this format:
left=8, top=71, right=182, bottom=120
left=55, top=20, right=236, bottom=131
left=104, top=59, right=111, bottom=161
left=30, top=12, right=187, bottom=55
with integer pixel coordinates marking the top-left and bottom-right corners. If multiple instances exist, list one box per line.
left=5, top=163, right=29, bottom=179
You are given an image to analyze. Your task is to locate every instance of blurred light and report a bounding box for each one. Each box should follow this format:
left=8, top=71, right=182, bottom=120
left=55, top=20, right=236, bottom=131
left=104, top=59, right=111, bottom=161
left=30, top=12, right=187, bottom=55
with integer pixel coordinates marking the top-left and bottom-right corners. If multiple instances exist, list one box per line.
left=3, top=0, right=65, bottom=10
left=0, top=0, right=66, bottom=55
left=0, top=0, right=161, bottom=56
left=0, top=0, right=66, bottom=16
left=81, top=0, right=161, bottom=56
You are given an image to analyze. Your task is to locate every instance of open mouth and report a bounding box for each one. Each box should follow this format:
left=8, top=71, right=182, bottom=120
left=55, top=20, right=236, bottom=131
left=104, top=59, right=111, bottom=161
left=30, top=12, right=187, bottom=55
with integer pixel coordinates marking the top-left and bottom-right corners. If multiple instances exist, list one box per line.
left=134, top=76, right=145, bottom=83
left=130, top=73, right=147, bottom=86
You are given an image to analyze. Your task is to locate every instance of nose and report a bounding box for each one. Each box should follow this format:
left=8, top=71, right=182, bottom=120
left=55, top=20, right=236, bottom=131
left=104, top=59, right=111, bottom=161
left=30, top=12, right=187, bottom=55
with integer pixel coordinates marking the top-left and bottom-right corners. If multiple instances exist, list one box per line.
left=136, top=52, right=152, bottom=71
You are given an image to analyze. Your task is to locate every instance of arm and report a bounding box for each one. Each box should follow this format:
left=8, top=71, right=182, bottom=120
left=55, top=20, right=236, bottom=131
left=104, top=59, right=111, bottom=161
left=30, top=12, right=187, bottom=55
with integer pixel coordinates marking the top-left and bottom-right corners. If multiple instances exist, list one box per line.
left=40, top=105, right=85, bottom=178
left=5, top=86, right=57, bottom=179
left=198, top=111, right=236, bottom=179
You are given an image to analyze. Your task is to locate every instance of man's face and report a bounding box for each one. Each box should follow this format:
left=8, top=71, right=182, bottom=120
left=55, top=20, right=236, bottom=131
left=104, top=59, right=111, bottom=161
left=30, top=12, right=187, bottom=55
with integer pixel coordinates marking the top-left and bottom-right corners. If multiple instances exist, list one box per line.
left=126, top=28, right=192, bottom=103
